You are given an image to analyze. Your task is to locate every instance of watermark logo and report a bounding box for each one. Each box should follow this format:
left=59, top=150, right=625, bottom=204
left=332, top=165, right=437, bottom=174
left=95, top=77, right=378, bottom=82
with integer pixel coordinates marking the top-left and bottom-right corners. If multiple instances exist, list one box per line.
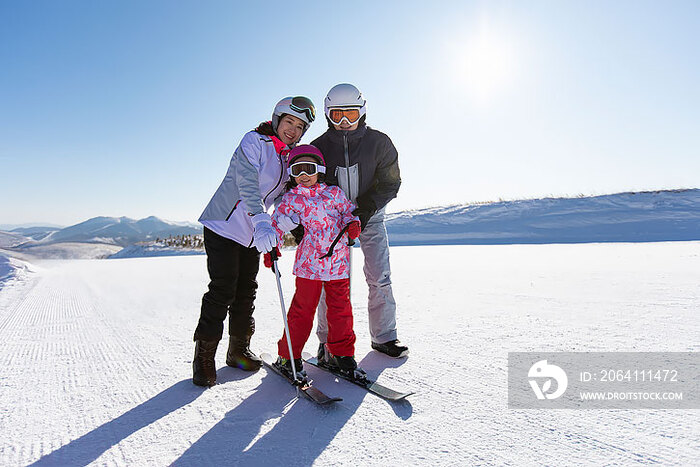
left=528, top=360, right=568, bottom=400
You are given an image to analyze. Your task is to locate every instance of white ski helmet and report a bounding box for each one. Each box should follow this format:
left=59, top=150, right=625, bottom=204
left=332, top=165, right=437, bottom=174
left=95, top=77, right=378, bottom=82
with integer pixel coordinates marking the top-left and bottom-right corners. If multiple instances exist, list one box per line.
left=324, top=83, right=366, bottom=123
left=271, top=96, right=316, bottom=134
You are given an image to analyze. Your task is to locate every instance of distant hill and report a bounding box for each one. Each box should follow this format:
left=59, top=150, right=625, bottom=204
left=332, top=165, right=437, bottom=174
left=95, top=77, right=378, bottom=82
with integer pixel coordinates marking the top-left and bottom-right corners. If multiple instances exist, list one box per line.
left=2, top=216, right=201, bottom=249
left=2, top=189, right=698, bottom=260
left=8, top=226, right=61, bottom=241
left=385, top=189, right=700, bottom=245
left=0, top=231, right=31, bottom=249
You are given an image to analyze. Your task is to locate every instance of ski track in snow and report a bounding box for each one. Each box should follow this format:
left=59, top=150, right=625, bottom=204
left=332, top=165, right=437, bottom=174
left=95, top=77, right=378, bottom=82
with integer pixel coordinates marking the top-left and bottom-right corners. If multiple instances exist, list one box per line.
left=0, top=243, right=698, bottom=466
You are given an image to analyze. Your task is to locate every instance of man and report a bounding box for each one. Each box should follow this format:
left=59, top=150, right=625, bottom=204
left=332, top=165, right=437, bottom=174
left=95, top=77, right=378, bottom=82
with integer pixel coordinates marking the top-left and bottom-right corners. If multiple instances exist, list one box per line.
left=310, top=83, right=407, bottom=358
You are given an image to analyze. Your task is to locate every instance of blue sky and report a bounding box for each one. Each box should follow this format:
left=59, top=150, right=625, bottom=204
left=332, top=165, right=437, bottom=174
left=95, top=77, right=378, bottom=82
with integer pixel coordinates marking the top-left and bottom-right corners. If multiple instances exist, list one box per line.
left=2, top=0, right=699, bottom=226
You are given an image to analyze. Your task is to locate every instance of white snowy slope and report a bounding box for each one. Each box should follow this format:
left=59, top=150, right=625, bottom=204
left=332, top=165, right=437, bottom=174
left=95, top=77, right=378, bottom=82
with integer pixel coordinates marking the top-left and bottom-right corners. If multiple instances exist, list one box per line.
left=110, top=244, right=204, bottom=259
left=0, top=243, right=698, bottom=466
left=0, top=230, right=31, bottom=248
left=8, top=242, right=123, bottom=260
left=0, top=253, right=37, bottom=289
left=387, top=189, right=700, bottom=245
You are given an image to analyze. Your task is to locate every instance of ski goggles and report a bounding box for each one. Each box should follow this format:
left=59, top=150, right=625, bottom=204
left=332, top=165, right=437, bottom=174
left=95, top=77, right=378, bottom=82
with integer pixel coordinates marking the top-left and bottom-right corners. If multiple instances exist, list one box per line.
left=289, top=96, right=316, bottom=123
left=328, top=107, right=361, bottom=125
left=288, top=161, right=326, bottom=177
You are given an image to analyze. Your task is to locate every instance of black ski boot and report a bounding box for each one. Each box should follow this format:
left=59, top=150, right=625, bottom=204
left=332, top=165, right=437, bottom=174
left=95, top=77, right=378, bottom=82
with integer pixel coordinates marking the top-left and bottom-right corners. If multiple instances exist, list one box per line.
left=226, top=334, right=262, bottom=371
left=328, top=355, right=367, bottom=381
left=193, top=339, right=219, bottom=387
left=371, top=339, right=409, bottom=358
left=317, top=342, right=327, bottom=362
left=273, top=356, right=307, bottom=384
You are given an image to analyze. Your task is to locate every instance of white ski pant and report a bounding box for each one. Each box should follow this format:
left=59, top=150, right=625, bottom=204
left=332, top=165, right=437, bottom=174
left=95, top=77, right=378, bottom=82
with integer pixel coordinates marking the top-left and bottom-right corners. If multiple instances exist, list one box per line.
left=316, top=207, right=398, bottom=345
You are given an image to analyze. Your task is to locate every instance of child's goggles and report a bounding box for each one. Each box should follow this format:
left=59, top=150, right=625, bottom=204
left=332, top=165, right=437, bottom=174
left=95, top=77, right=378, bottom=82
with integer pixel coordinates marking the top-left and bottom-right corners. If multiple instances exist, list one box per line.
left=288, top=161, right=326, bottom=177
left=328, top=107, right=361, bottom=125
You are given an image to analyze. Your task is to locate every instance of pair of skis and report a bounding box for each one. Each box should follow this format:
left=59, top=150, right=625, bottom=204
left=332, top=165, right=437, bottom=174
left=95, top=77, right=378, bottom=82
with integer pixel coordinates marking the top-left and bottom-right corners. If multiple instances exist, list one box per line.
left=266, top=235, right=412, bottom=406
left=261, top=352, right=413, bottom=405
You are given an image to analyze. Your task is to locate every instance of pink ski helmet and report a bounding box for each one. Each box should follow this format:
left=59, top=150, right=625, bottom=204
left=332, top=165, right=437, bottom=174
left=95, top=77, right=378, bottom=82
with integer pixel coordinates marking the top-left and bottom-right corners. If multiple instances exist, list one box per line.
left=287, top=144, right=326, bottom=166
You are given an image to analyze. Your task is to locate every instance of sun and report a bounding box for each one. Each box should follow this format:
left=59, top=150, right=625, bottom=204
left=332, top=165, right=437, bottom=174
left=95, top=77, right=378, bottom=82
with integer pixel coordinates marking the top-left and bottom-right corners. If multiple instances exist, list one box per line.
left=448, top=23, right=518, bottom=102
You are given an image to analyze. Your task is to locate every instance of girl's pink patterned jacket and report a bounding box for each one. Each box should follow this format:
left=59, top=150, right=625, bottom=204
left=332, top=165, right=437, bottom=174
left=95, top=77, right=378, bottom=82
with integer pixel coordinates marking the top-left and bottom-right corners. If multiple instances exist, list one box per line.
left=272, top=183, right=359, bottom=281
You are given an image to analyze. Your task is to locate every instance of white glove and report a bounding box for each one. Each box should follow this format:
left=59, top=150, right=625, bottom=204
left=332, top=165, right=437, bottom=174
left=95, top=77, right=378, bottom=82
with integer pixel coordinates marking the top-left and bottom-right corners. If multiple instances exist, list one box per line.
left=251, top=213, right=277, bottom=253
left=275, top=213, right=300, bottom=233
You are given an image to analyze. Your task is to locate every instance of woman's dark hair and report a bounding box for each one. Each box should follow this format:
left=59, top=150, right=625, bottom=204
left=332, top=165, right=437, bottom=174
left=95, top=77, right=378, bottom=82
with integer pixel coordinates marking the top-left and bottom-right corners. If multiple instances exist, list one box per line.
left=255, top=121, right=276, bottom=136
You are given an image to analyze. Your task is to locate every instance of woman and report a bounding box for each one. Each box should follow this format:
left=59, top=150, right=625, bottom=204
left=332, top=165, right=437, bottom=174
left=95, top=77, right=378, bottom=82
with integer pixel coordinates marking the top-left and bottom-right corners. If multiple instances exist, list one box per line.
left=192, top=96, right=316, bottom=387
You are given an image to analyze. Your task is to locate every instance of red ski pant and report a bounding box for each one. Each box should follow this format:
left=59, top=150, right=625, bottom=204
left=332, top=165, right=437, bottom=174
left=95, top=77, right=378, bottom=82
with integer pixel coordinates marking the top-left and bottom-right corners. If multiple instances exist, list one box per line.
left=278, top=277, right=355, bottom=359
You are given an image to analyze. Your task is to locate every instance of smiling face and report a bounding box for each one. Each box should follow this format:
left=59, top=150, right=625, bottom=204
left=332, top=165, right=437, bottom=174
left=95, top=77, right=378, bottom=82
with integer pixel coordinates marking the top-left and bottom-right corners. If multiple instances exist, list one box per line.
left=291, top=156, right=320, bottom=187
left=276, top=114, right=306, bottom=145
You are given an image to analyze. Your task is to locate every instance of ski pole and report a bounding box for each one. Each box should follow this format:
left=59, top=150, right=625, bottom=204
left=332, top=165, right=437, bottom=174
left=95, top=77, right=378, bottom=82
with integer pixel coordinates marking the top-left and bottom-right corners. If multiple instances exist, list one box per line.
left=270, top=248, right=300, bottom=392
left=320, top=224, right=351, bottom=259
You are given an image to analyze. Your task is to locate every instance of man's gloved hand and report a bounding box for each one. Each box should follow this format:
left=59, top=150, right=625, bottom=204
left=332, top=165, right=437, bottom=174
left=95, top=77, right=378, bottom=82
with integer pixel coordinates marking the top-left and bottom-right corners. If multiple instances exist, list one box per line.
left=263, top=247, right=281, bottom=269
left=353, top=193, right=377, bottom=230
left=275, top=213, right=300, bottom=233
left=347, top=221, right=361, bottom=240
left=251, top=213, right=277, bottom=253
left=291, top=224, right=305, bottom=244
left=351, top=208, right=374, bottom=230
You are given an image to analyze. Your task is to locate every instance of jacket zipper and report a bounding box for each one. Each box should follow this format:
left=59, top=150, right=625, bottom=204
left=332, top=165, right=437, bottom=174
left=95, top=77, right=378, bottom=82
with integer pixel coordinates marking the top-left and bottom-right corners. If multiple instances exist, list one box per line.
left=250, top=149, right=285, bottom=249
left=343, top=133, right=352, bottom=201
left=225, top=200, right=241, bottom=221
left=263, top=150, right=285, bottom=207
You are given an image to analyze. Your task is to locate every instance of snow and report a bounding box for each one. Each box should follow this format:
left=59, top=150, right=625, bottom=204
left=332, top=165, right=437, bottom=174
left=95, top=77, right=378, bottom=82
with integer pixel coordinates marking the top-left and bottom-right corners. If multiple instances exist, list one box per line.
left=0, top=253, right=37, bottom=288
left=0, top=230, right=30, bottom=248
left=0, top=242, right=698, bottom=466
left=110, top=244, right=205, bottom=259
left=7, top=242, right=123, bottom=260
left=386, top=189, right=700, bottom=245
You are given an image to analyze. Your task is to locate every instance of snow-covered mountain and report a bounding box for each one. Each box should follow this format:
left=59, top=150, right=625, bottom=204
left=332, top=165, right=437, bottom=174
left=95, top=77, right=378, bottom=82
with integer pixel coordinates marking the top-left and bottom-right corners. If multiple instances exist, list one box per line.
left=0, top=230, right=31, bottom=249
left=8, top=226, right=61, bottom=241
left=22, top=216, right=201, bottom=247
left=386, top=189, right=700, bottom=245
left=2, top=189, right=697, bottom=260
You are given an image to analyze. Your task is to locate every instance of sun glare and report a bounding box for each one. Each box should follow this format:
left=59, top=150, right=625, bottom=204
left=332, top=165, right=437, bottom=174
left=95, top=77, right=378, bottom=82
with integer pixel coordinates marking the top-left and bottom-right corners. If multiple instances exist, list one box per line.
left=448, top=23, right=517, bottom=103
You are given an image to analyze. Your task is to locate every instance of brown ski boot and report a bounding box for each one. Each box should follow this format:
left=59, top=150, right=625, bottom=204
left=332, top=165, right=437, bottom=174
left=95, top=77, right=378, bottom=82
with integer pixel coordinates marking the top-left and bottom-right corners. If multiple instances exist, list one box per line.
left=192, top=339, right=219, bottom=387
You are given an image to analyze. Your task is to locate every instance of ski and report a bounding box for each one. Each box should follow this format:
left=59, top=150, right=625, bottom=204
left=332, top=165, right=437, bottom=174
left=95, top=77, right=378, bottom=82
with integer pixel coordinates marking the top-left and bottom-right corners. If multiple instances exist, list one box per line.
left=260, top=353, right=342, bottom=405
left=302, top=352, right=414, bottom=402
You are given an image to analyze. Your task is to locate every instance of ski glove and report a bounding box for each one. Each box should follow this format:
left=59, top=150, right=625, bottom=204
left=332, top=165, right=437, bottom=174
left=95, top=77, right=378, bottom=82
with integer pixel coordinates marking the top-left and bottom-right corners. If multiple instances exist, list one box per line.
left=291, top=224, right=305, bottom=245
left=353, top=193, right=377, bottom=230
left=275, top=213, right=300, bottom=233
left=251, top=213, right=277, bottom=253
left=347, top=221, right=361, bottom=240
left=352, top=208, right=375, bottom=231
left=263, top=247, right=281, bottom=269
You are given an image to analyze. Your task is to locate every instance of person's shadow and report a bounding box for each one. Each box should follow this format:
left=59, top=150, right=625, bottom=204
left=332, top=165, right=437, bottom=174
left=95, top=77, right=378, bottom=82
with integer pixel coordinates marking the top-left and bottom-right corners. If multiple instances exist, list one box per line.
left=173, top=351, right=413, bottom=466
left=30, top=353, right=412, bottom=466
left=28, top=369, right=248, bottom=466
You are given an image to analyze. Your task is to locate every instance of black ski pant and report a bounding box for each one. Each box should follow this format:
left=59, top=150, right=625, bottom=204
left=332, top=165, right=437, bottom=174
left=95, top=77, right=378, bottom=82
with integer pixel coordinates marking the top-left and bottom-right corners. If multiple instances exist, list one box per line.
left=193, top=227, right=260, bottom=342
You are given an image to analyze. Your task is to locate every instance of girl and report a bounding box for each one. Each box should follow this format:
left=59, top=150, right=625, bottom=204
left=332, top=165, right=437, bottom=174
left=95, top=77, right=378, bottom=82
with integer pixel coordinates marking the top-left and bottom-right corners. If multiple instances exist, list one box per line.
left=265, top=144, right=362, bottom=382
left=192, top=96, right=316, bottom=387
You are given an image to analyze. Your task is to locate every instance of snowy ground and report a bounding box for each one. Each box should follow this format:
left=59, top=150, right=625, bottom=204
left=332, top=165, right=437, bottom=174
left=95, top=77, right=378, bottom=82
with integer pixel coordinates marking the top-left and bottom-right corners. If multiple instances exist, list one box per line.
left=0, top=242, right=698, bottom=466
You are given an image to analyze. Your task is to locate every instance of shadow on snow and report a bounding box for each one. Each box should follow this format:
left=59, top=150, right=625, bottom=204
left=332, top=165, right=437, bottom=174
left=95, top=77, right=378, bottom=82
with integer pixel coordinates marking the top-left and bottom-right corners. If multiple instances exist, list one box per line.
left=31, top=352, right=412, bottom=466
left=173, top=351, right=412, bottom=466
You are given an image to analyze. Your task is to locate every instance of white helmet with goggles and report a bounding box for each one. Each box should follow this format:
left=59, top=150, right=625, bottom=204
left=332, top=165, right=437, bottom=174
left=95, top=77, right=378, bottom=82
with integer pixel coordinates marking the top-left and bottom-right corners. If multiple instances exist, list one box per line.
left=324, top=83, right=366, bottom=126
left=272, top=96, right=316, bottom=134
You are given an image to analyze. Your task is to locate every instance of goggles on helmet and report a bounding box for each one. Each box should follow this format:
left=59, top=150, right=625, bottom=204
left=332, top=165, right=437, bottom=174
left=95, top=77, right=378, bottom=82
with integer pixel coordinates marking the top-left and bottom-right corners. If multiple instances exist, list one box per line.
left=288, top=161, right=326, bottom=177
left=328, top=107, right=361, bottom=125
left=290, top=96, right=316, bottom=124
